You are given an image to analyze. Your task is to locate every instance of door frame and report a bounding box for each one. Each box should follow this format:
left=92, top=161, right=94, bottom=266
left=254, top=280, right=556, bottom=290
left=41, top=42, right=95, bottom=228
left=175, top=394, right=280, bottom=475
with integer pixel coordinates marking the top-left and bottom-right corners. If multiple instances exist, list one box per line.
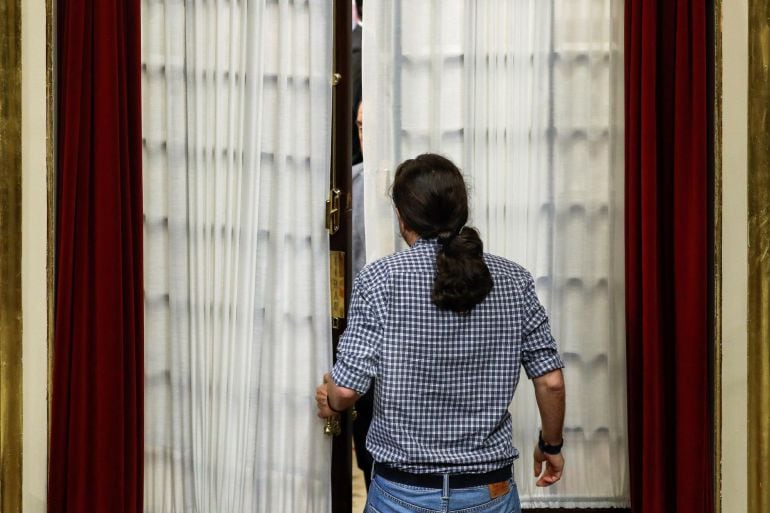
left=330, top=1, right=353, bottom=512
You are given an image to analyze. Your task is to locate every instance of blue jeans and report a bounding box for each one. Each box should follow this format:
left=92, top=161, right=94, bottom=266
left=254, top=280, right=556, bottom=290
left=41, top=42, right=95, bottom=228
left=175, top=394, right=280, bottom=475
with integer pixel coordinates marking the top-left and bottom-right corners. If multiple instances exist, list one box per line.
left=365, top=472, right=521, bottom=513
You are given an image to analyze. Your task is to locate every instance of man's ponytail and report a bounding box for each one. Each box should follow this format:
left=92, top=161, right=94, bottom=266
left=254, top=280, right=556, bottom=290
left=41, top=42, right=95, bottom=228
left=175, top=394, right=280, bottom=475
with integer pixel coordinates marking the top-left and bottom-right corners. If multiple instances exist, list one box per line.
left=433, top=227, right=493, bottom=313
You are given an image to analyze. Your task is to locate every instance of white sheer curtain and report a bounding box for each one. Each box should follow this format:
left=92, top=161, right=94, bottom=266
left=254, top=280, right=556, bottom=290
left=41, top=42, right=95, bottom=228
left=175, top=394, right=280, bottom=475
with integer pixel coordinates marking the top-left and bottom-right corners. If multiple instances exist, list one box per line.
left=141, top=1, right=333, bottom=512
left=363, top=0, right=628, bottom=508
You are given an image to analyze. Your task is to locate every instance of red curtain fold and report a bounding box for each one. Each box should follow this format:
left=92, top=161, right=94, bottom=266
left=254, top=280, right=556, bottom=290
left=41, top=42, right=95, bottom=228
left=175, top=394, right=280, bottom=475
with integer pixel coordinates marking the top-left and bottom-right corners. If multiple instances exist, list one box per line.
left=625, top=1, right=712, bottom=513
left=49, top=0, right=143, bottom=511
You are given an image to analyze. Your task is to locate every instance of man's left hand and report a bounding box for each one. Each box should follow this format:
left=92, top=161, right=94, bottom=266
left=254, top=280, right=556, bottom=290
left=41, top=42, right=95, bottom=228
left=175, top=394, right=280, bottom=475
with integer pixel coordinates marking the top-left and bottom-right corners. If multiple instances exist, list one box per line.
left=316, top=373, right=338, bottom=419
left=533, top=445, right=564, bottom=487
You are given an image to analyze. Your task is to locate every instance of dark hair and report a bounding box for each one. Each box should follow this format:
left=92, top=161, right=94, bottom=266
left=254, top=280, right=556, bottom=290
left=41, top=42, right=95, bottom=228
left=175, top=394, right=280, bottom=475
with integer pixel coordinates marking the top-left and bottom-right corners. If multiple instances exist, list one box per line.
left=392, top=153, right=493, bottom=313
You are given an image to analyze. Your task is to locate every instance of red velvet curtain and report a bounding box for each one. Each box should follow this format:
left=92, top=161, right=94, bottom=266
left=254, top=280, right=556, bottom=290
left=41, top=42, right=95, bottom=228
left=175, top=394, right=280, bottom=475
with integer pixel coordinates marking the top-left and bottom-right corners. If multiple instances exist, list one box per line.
left=49, top=0, right=143, bottom=511
left=625, top=1, right=712, bottom=513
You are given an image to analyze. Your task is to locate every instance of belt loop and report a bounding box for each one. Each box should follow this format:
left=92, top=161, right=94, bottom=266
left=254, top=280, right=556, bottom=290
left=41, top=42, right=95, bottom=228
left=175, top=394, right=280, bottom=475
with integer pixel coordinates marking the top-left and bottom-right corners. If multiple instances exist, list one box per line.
left=442, top=474, right=449, bottom=500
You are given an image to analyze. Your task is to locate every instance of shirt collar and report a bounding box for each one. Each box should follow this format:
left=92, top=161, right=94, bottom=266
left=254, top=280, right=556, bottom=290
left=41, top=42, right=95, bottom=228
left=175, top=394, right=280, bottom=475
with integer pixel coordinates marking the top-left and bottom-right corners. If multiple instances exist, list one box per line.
left=412, top=237, right=440, bottom=249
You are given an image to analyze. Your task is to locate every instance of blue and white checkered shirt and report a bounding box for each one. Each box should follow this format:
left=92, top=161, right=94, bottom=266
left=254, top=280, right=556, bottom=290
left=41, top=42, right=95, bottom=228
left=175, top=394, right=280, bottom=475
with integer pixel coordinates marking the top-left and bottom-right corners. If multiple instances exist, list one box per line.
left=332, top=237, right=564, bottom=474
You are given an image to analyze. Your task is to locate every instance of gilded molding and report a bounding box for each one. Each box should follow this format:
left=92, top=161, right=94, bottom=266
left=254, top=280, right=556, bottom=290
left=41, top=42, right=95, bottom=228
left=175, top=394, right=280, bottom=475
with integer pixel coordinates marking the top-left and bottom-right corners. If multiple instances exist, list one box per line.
left=46, top=0, right=55, bottom=426
left=713, top=2, right=723, bottom=513
left=0, top=0, right=24, bottom=510
left=748, top=2, right=770, bottom=513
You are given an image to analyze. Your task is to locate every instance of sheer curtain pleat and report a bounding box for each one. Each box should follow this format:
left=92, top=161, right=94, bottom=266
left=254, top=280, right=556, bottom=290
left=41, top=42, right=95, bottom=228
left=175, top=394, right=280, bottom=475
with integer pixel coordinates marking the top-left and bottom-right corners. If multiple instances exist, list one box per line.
left=142, top=1, right=333, bottom=512
left=363, top=0, right=628, bottom=507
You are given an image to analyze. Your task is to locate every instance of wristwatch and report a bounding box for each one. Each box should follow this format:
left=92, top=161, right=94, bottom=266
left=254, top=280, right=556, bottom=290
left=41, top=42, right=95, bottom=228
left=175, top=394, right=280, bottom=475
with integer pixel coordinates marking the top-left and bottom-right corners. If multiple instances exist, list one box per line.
left=538, top=430, right=563, bottom=455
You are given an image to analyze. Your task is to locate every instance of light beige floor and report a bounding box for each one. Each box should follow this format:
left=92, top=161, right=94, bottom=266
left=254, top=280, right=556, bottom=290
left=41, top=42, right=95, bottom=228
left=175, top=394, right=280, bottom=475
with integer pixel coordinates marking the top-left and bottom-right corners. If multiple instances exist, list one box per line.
left=351, top=447, right=367, bottom=513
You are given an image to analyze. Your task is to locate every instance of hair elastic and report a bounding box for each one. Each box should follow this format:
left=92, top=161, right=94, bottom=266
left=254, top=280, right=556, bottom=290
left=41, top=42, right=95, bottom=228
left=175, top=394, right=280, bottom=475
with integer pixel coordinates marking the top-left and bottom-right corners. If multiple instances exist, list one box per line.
left=439, top=226, right=464, bottom=247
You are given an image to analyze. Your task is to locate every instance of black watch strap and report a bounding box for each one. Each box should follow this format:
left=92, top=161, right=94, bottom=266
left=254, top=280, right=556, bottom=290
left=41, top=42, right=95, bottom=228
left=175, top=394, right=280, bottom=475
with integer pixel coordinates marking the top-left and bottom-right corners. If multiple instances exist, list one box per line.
left=538, top=430, right=563, bottom=455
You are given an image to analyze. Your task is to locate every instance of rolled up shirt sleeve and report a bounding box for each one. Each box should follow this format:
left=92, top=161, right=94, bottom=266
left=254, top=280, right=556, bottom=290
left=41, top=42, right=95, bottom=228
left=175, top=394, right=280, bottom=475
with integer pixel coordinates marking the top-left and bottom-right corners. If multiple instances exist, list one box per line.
left=519, top=273, right=565, bottom=379
left=331, top=266, right=385, bottom=395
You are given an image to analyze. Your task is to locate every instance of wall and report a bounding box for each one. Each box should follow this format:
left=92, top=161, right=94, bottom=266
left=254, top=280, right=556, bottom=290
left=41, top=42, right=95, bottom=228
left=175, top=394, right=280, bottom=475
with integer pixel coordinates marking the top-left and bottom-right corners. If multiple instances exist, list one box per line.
left=21, top=0, right=50, bottom=511
left=720, top=1, right=749, bottom=512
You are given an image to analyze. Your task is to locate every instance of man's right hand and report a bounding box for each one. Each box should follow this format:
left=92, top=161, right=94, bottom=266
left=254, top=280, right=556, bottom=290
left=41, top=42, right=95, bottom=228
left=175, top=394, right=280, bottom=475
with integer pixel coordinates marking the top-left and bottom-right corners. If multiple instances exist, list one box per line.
left=533, top=446, right=564, bottom=487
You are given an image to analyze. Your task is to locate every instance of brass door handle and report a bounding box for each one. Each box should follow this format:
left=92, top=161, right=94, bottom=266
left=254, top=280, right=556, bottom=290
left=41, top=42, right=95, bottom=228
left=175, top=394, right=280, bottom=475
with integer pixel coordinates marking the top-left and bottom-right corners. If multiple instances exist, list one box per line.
left=324, top=416, right=342, bottom=436
left=323, top=405, right=358, bottom=436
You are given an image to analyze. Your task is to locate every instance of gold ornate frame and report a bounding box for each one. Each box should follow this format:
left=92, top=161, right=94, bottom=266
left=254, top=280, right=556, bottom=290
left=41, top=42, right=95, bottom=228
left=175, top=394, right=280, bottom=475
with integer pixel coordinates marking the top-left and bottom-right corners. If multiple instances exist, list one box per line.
left=0, top=0, right=24, bottom=511
left=747, top=2, right=770, bottom=512
left=1, top=0, right=55, bottom=511
left=47, top=0, right=55, bottom=415
left=713, top=2, right=723, bottom=513
left=716, top=1, right=770, bottom=512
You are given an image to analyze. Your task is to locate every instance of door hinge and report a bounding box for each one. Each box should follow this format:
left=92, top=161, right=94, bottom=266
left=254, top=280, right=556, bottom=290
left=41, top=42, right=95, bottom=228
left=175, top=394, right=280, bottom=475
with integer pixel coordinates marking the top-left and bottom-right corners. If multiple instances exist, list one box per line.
left=326, top=188, right=341, bottom=235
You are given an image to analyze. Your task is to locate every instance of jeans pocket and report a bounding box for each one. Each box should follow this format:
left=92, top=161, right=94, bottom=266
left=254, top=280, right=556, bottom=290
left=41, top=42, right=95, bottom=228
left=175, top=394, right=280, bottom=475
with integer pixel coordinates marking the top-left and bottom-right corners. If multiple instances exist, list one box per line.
left=450, top=480, right=520, bottom=513
left=368, top=476, right=442, bottom=513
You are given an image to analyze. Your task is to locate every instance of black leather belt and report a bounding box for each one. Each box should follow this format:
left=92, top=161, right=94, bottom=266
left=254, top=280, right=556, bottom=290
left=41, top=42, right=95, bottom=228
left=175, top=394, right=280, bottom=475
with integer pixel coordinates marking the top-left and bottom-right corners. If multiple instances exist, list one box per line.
left=373, top=462, right=511, bottom=489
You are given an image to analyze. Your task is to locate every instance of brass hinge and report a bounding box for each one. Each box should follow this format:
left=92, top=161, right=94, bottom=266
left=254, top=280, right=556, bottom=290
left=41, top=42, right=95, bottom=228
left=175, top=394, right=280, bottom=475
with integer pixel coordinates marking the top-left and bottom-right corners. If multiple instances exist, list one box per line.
left=326, top=188, right=341, bottom=235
